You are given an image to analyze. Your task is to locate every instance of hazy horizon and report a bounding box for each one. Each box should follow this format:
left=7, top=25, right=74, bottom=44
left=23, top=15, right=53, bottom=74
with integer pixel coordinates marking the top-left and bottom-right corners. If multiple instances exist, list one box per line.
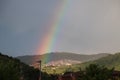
left=0, top=0, right=120, bottom=56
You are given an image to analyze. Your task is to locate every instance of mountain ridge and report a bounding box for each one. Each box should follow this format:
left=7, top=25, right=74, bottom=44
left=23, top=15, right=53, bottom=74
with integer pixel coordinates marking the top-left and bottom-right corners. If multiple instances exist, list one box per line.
left=16, top=52, right=109, bottom=66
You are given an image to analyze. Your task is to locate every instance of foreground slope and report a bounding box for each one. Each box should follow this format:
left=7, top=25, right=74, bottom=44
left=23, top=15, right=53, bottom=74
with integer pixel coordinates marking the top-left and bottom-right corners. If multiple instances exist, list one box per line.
left=0, top=52, right=39, bottom=80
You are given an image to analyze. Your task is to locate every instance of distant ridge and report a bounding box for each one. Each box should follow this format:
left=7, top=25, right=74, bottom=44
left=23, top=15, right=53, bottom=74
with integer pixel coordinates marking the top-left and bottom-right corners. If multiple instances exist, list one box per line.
left=16, top=52, right=109, bottom=66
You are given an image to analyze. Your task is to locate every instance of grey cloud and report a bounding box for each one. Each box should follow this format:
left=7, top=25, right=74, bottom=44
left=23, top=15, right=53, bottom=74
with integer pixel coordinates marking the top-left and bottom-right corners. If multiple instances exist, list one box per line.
left=53, top=0, right=120, bottom=54
left=1, top=0, right=120, bottom=56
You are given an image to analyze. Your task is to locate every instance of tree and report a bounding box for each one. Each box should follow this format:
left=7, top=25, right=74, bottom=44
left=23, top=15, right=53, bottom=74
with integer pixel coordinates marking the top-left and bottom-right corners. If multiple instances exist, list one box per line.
left=0, top=53, right=40, bottom=80
left=78, top=64, right=114, bottom=80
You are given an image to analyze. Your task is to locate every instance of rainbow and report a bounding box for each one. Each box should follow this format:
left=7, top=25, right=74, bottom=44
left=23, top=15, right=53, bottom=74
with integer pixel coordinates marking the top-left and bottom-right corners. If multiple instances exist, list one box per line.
left=35, top=0, right=70, bottom=64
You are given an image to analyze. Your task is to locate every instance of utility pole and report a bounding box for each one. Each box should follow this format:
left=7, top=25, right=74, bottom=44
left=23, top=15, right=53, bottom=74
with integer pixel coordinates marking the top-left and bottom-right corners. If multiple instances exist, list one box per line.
left=37, top=60, right=42, bottom=80
left=20, top=65, right=24, bottom=80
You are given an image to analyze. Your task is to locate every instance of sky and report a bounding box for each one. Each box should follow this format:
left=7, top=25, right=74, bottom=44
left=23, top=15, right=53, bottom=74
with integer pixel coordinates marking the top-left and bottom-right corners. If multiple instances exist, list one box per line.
left=0, top=0, right=120, bottom=56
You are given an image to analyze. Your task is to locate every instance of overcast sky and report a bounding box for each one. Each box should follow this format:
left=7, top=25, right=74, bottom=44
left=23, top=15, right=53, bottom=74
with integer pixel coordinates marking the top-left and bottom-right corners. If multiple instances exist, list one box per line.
left=0, top=0, right=120, bottom=56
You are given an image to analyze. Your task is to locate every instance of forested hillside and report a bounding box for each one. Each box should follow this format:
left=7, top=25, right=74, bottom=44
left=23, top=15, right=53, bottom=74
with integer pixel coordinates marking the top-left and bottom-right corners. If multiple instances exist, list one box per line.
left=79, top=52, right=120, bottom=70
left=0, top=52, right=39, bottom=80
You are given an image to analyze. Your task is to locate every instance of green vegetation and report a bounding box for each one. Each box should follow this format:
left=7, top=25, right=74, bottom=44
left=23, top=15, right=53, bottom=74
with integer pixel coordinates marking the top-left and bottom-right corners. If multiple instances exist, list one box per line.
left=0, top=53, right=40, bottom=80
left=42, top=65, right=71, bottom=74
left=79, top=52, right=120, bottom=70
left=77, top=64, right=114, bottom=80
left=1, top=52, right=120, bottom=80
left=0, top=52, right=64, bottom=80
left=42, top=52, right=120, bottom=74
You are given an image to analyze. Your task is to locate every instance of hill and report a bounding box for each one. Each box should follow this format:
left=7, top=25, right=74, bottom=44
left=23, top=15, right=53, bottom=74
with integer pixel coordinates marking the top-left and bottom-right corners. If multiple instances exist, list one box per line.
left=16, top=52, right=109, bottom=67
left=46, top=52, right=120, bottom=74
left=79, top=52, right=120, bottom=70
left=0, top=52, right=39, bottom=80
